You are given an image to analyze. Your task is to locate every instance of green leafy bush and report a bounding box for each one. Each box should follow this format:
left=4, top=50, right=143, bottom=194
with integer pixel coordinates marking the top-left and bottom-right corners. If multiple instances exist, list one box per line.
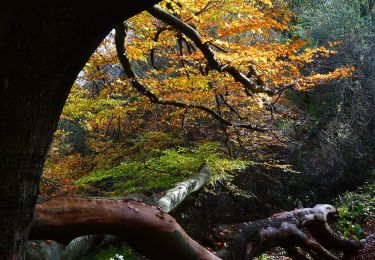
left=337, top=204, right=364, bottom=239
left=336, top=181, right=375, bottom=239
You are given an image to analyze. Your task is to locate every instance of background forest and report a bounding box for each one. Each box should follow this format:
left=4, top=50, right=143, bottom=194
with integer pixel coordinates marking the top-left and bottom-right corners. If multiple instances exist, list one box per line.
left=30, top=0, right=375, bottom=259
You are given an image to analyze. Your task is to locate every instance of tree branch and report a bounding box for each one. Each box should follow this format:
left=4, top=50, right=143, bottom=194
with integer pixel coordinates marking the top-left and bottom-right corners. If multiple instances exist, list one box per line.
left=216, top=204, right=362, bottom=259
left=29, top=164, right=214, bottom=259
left=29, top=200, right=362, bottom=260
left=30, top=197, right=219, bottom=260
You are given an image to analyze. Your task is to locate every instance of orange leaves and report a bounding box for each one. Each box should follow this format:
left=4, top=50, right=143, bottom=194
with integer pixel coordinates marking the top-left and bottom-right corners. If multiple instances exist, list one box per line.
left=75, top=0, right=355, bottom=134
left=298, top=66, right=356, bottom=90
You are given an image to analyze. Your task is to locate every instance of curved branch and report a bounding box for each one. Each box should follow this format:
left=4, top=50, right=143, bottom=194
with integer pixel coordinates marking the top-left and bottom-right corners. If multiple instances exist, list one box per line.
left=30, top=197, right=219, bottom=260
left=29, top=201, right=362, bottom=260
left=115, top=22, right=268, bottom=132
left=29, top=165, right=214, bottom=259
left=147, top=5, right=275, bottom=95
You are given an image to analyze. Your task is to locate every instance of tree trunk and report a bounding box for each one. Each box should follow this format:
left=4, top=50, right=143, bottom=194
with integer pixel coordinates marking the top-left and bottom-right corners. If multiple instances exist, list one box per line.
left=0, top=1, right=160, bottom=258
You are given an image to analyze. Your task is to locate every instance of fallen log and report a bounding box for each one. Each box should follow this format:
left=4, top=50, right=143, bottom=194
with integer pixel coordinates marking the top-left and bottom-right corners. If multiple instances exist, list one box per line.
left=29, top=201, right=363, bottom=259
left=215, top=204, right=363, bottom=259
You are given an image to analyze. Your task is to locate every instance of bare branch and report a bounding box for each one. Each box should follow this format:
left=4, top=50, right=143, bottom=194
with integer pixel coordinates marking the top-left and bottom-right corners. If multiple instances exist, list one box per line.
left=184, top=0, right=213, bottom=23
left=218, top=93, right=244, bottom=120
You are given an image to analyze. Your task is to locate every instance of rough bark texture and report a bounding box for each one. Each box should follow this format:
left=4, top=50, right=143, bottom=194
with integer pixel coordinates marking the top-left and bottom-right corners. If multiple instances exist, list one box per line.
left=30, top=197, right=219, bottom=260
left=0, top=1, right=160, bottom=258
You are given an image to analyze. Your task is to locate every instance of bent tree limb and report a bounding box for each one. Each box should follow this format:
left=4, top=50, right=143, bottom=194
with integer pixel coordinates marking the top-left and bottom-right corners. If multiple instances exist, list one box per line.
left=29, top=201, right=362, bottom=260
left=29, top=198, right=362, bottom=260
left=30, top=197, right=219, bottom=260
left=28, top=166, right=362, bottom=259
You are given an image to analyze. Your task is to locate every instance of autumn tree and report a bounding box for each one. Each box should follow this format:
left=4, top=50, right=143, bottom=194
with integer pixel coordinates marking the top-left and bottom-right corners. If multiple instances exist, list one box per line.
left=43, top=0, right=356, bottom=196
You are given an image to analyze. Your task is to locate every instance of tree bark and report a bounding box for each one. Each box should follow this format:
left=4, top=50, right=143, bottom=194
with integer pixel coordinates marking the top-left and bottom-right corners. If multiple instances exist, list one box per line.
left=0, top=1, right=160, bottom=258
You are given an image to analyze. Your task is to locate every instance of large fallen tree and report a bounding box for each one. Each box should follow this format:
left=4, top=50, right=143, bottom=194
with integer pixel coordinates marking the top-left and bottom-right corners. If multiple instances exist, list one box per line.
left=29, top=164, right=362, bottom=259
left=28, top=164, right=213, bottom=259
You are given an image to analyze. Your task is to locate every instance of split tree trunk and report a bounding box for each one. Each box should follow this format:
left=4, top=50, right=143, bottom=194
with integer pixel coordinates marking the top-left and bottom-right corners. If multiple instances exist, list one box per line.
left=0, top=1, right=160, bottom=258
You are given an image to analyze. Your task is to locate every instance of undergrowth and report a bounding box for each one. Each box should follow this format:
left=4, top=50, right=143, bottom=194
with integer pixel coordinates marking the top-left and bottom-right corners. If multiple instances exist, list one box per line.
left=76, top=142, right=248, bottom=195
